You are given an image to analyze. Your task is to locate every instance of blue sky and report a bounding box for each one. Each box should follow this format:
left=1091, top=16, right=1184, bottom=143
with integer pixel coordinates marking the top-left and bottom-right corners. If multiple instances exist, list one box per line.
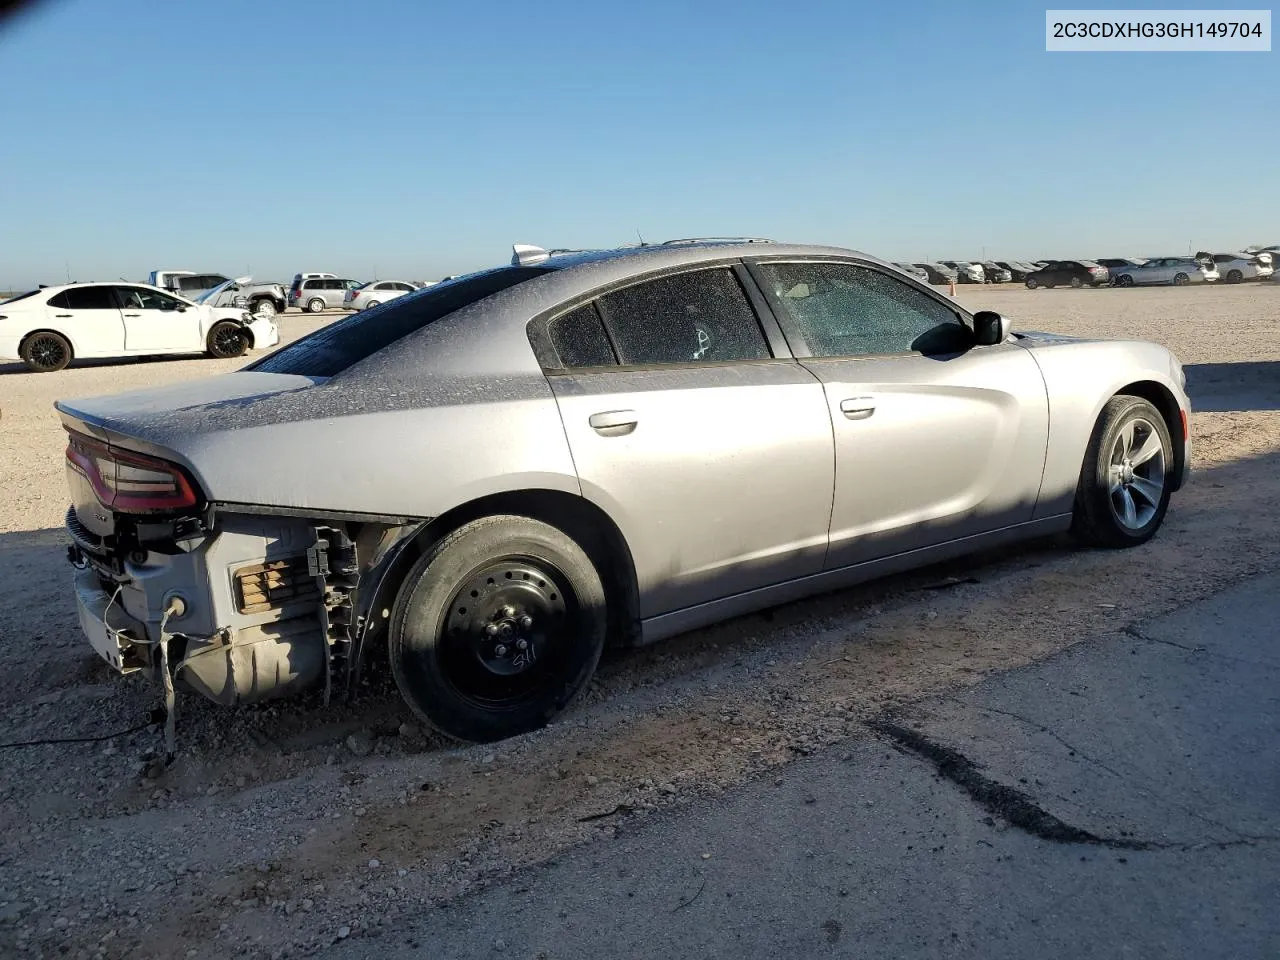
left=0, top=0, right=1276, bottom=288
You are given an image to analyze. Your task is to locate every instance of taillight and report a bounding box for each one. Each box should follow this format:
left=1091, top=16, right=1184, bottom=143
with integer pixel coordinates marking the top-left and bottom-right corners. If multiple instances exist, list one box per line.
left=65, top=431, right=198, bottom=513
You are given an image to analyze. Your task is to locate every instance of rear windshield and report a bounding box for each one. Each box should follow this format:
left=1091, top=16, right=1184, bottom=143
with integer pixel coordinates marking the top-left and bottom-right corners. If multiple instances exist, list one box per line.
left=248, top=266, right=551, bottom=377
left=1, top=290, right=40, bottom=305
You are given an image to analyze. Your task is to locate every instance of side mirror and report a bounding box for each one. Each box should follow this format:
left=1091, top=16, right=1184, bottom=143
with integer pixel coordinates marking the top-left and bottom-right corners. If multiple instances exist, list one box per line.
left=973, top=310, right=1011, bottom=346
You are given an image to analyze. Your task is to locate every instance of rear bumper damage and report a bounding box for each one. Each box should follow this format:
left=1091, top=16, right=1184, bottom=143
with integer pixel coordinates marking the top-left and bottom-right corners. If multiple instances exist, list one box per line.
left=67, top=504, right=423, bottom=716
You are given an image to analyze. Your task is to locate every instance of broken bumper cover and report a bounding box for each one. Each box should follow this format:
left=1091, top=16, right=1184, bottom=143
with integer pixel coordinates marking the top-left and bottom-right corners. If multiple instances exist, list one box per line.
left=66, top=509, right=335, bottom=705
left=73, top=566, right=151, bottom=675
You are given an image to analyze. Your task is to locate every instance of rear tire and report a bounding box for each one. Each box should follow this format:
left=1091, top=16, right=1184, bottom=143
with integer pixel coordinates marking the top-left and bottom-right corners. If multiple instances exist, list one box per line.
left=389, top=515, right=608, bottom=743
left=1172, top=273, right=1190, bottom=286
left=206, top=321, right=248, bottom=358
left=307, top=297, right=326, bottom=313
left=1226, top=269, right=1243, bottom=283
left=1070, top=276, right=1084, bottom=288
left=1117, top=274, right=1134, bottom=287
left=1071, top=396, right=1173, bottom=548
left=250, top=298, right=277, bottom=320
left=20, top=331, right=72, bottom=372
left=1025, top=277, right=1039, bottom=289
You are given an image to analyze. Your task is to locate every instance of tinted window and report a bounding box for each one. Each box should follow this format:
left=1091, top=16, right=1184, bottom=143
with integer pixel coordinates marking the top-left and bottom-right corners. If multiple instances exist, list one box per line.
left=176, top=276, right=208, bottom=292
left=303, top=279, right=321, bottom=290
left=58, top=286, right=118, bottom=310
left=249, top=267, right=551, bottom=377
left=117, top=287, right=184, bottom=310
left=756, top=262, right=965, bottom=358
left=596, top=268, right=770, bottom=366
left=1, top=290, right=40, bottom=305
left=548, top=303, right=615, bottom=368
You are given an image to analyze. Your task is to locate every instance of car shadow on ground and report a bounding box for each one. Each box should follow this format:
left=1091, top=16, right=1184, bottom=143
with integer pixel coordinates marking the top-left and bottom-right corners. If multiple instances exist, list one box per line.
left=0, top=354, right=202, bottom=376
left=1184, top=361, right=1280, bottom=413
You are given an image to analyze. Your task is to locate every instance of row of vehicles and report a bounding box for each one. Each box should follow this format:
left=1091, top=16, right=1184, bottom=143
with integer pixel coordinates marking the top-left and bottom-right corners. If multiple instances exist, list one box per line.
left=894, top=249, right=1277, bottom=289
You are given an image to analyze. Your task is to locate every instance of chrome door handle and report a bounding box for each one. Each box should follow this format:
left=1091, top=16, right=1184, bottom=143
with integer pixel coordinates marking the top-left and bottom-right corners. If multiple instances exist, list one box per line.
left=840, top=397, right=876, bottom=420
left=588, top=410, right=638, bottom=436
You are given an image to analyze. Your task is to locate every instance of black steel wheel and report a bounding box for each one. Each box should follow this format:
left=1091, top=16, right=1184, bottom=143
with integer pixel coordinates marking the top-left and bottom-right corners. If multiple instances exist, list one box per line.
left=206, top=321, right=248, bottom=358
left=20, top=331, right=72, bottom=372
left=390, top=515, right=608, bottom=742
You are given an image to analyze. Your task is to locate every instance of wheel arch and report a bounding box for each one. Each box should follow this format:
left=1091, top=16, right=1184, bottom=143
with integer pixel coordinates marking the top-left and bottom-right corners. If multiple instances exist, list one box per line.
left=353, top=488, right=640, bottom=677
left=19, top=327, right=79, bottom=360
left=1113, top=379, right=1186, bottom=492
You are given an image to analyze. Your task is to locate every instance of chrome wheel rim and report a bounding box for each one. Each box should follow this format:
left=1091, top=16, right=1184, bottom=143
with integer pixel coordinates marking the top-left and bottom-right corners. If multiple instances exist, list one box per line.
left=253, top=300, right=276, bottom=319
left=1108, top=417, right=1166, bottom=531
left=28, top=335, right=66, bottom=369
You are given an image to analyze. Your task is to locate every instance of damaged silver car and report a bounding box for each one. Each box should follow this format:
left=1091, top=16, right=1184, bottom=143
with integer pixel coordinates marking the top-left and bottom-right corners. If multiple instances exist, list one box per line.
left=59, top=239, right=1191, bottom=743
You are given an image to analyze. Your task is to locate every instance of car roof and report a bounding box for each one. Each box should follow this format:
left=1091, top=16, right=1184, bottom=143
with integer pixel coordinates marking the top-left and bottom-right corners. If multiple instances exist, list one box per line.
left=520, top=239, right=891, bottom=277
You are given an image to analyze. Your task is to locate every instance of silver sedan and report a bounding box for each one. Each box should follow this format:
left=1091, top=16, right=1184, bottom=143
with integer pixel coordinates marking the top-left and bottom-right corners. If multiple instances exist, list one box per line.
left=1111, top=257, right=1219, bottom=286
left=57, top=239, right=1191, bottom=743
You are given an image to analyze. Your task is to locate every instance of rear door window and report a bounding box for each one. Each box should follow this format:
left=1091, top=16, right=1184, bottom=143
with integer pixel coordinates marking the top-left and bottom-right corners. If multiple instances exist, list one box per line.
left=596, top=268, right=771, bottom=366
left=56, top=286, right=118, bottom=310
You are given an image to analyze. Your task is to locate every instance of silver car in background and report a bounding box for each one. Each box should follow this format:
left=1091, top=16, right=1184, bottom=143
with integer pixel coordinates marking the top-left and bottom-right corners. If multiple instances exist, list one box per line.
left=345, top=280, right=422, bottom=311
left=56, top=239, right=1191, bottom=744
left=1111, top=257, right=1219, bottom=286
left=293, top=276, right=363, bottom=312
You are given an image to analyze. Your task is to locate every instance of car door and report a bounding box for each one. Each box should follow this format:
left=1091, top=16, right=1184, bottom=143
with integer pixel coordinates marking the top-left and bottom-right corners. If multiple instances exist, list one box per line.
left=44, top=285, right=125, bottom=357
left=1144, top=259, right=1173, bottom=284
left=542, top=265, right=835, bottom=618
left=746, top=259, right=1050, bottom=569
left=114, top=286, right=202, bottom=353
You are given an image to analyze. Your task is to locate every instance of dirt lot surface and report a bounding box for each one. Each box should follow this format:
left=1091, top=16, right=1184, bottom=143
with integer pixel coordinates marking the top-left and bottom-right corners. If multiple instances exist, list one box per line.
left=1, top=284, right=1278, bottom=958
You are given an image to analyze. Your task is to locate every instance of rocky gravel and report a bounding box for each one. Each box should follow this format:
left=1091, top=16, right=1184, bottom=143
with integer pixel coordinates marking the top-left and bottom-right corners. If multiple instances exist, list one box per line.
left=1, top=285, right=1278, bottom=958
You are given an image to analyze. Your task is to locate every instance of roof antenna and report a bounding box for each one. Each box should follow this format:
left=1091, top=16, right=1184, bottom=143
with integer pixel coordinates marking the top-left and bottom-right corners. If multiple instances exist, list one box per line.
left=636, top=228, right=647, bottom=247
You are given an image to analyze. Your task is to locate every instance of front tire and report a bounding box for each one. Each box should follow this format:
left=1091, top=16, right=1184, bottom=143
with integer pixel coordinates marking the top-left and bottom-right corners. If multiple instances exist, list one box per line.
left=1226, top=269, right=1243, bottom=283
left=1071, top=396, right=1173, bottom=548
left=1172, top=273, right=1190, bottom=286
left=1070, top=276, right=1084, bottom=289
left=1117, top=274, right=1135, bottom=287
left=250, top=298, right=277, bottom=320
left=1025, top=277, right=1039, bottom=289
left=389, top=515, right=608, bottom=743
left=206, top=321, right=248, bottom=358
left=20, top=331, right=72, bottom=372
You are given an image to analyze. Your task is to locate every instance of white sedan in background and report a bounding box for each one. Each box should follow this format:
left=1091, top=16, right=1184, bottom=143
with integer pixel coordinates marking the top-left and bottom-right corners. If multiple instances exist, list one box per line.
left=0, top=281, right=279, bottom=373
left=344, top=279, right=423, bottom=311
left=1209, top=252, right=1273, bottom=283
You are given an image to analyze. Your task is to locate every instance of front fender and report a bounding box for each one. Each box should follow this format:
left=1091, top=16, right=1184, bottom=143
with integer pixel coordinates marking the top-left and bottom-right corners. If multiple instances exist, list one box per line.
left=1020, top=338, right=1190, bottom=517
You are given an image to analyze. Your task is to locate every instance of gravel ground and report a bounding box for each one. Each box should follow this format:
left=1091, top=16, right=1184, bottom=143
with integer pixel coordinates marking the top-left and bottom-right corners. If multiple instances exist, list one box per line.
left=1, top=284, right=1278, bottom=958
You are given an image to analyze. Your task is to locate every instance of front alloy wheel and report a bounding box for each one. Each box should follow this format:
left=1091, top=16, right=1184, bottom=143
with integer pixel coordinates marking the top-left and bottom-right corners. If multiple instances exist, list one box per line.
left=1072, top=396, right=1173, bottom=547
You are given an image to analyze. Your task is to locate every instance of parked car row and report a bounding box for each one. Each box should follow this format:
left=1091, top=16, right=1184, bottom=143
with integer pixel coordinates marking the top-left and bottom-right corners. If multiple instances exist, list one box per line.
left=287, top=273, right=433, bottom=312
left=896, top=250, right=1275, bottom=289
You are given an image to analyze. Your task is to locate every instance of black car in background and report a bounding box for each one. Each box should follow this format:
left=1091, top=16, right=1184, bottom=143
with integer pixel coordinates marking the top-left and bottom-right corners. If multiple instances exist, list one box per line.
left=980, top=261, right=1013, bottom=283
left=1024, top=260, right=1110, bottom=289
left=1095, top=258, right=1147, bottom=278
left=993, top=261, right=1037, bottom=282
